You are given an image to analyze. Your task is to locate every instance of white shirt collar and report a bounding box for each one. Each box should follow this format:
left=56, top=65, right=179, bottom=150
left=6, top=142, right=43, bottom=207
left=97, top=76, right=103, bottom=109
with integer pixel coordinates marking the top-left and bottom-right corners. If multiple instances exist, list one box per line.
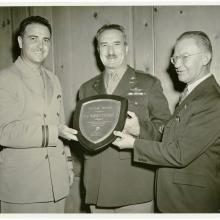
left=187, top=73, right=212, bottom=95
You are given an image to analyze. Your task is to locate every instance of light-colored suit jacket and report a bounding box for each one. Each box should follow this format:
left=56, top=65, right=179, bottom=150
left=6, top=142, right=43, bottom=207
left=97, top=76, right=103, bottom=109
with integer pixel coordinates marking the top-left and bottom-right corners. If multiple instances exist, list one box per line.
left=78, top=66, right=171, bottom=207
left=134, top=75, right=220, bottom=212
left=0, top=57, right=71, bottom=203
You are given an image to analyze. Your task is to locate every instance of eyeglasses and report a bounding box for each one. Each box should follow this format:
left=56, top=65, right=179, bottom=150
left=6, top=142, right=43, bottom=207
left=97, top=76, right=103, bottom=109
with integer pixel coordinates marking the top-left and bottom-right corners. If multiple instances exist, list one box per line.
left=170, top=52, right=203, bottom=65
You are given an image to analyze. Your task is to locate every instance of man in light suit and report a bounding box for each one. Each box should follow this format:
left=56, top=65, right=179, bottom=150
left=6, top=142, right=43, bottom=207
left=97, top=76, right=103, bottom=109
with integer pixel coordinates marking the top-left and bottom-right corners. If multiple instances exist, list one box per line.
left=113, top=31, right=220, bottom=212
left=0, top=16, right=77, bottom=213
left=78, top=24, right=170, bottom=213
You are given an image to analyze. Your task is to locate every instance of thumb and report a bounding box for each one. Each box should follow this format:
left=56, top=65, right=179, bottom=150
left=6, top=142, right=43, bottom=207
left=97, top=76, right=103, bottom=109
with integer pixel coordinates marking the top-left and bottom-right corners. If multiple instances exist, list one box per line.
left=113, top=131, right=123, bottom=138
left=127, top=111, right=136, bottom=118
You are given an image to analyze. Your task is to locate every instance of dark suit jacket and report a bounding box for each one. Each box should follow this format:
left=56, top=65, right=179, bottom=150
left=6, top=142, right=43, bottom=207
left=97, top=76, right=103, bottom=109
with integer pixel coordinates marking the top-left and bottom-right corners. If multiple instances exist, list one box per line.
left=134, top=75, right=220, bottom=212
left=78, top=66, right=170, bottom=207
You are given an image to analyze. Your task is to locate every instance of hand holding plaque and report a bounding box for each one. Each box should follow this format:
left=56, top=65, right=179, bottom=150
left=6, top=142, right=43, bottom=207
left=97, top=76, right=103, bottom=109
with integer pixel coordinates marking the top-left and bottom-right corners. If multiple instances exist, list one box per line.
left=73, top=95, right=128, bottom=152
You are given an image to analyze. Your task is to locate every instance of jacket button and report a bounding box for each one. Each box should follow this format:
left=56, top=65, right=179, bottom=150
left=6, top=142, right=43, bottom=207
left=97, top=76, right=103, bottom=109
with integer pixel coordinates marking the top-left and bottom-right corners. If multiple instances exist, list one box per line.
left=62, top=151, right=65, bottom=155
left=44, top=114, right=47, bottom=118
left=45, top=154, right=48, bottom=159
left=175, top=116, right=180, bottom=122
left=57, top=112, right=60, bottom=117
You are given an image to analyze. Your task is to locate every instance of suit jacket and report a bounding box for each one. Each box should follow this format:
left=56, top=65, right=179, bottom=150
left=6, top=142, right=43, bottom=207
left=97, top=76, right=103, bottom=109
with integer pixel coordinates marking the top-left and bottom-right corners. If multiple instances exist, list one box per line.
left=134, top=75, right=220, bottom=212
left=78, top=65, right=170, bottom=207
left=0, top=57, right=71, bottom=203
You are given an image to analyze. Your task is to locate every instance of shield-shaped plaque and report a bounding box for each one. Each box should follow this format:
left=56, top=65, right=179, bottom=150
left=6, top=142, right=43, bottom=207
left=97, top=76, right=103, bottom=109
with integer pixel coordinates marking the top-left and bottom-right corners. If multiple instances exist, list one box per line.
left=73, top=95, right=128, bottom=152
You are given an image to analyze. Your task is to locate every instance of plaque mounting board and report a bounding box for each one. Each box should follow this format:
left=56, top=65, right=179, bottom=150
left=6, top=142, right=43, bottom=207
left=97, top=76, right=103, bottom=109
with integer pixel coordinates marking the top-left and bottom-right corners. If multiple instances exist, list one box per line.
left=73, top=95, right=128, bottom=152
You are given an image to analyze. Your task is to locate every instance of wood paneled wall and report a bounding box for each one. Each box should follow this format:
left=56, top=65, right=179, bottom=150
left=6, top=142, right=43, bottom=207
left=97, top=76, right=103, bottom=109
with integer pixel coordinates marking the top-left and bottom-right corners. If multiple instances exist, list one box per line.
left=2, top=6, right=220, bottom=116
left=0, top=8, right=13, bottom=69
left=1, top=5, right=220, bottom=212
left=153, top=6, right=220, bottom=111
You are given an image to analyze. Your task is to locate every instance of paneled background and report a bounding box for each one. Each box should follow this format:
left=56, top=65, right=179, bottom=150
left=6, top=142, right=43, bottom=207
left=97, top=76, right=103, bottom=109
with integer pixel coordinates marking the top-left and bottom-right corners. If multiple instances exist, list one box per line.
left=1, top=6, right=220, bottom=212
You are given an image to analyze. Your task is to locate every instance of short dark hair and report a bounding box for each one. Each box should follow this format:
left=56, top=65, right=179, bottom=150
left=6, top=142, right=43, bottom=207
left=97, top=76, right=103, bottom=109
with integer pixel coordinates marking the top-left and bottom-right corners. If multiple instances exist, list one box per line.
left=177, top=31, right=212, bottom=65
left=96, top=24, right=127, bottom=45
left=19, top=16, right=52, bottom=37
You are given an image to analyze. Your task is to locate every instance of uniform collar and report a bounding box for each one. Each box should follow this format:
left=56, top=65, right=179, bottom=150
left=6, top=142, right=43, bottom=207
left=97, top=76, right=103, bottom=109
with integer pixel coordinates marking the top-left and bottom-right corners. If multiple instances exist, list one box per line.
left=15, top=56, right=44, bottom=78
left=92, top=65, right=136, bottom=95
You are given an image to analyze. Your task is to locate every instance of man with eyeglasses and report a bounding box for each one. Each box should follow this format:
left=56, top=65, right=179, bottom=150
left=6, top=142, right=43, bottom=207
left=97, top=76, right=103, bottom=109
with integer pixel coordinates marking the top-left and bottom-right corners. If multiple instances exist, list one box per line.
left=113, top=31, right=220, bottom=212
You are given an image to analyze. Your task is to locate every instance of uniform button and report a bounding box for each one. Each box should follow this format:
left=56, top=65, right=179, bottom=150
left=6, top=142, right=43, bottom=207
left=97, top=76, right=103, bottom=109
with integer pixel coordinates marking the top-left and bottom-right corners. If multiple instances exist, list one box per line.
left=57, top=112, right=60, bottom=117
left=62, top=151, right=65, bottom=155
left=45, top=154, right=48, bottom=159
left=44, top=114, right=47, bottom=118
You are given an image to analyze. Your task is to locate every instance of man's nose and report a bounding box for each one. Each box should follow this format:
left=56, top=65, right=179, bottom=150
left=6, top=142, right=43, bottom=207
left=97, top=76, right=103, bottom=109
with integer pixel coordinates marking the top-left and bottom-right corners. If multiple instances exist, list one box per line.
left=174, top=57, right=182, bottom=68
left=107, top=45, right=114, bottom=54
left=37, top=40, right=44, bottom=49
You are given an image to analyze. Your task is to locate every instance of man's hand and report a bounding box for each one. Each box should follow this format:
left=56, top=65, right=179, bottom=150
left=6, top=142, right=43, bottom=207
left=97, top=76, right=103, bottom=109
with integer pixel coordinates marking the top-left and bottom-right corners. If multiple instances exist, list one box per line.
left=58, top=125, right=78, bottom=141
left=112, top=131, right=135, bottom=149
left=123, top=111, right=140, bottom=137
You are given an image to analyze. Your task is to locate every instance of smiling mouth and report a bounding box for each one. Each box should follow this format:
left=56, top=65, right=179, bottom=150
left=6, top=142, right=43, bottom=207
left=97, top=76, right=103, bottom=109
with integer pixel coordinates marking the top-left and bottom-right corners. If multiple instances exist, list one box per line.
left=107, top=58, right=117, bottom=63
left=176, top=69, right=185, bottom=74
left=35, top=52, right=43, bottom=56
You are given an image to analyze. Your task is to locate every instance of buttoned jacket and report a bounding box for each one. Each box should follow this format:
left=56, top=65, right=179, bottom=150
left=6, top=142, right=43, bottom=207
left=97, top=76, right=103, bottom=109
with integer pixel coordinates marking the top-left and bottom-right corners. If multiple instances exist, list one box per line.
left=134, top=75, right=220, bottom=212
left=0, top=57, right=70, bottom=203
left=78, top=66, right=171, bottom=207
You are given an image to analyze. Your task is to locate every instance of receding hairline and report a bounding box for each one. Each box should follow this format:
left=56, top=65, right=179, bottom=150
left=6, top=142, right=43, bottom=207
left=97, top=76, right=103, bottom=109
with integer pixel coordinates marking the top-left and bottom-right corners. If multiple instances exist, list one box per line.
left=176, top=32, right=212, bottom=54
left=97, top=28, right=124, bottom=40
left=96, top=24, right=127, bottom=46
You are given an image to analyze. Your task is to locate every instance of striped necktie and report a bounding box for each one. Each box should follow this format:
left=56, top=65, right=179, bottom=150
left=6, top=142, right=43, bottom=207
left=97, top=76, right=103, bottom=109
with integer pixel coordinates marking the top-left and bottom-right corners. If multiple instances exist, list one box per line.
left=179, top=86, right=188, bottom=104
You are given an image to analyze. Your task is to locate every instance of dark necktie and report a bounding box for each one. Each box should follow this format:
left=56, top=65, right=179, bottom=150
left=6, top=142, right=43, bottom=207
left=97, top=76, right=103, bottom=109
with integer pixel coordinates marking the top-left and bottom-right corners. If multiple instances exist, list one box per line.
left=179, top=86, right=188, bottom=104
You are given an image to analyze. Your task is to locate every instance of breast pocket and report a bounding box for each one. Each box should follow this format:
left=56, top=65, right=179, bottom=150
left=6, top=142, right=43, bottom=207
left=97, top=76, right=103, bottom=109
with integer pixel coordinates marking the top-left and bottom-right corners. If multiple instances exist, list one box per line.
left=173, top=171, right=207, bottom=188
left=127, top=96, right=149, bottom=121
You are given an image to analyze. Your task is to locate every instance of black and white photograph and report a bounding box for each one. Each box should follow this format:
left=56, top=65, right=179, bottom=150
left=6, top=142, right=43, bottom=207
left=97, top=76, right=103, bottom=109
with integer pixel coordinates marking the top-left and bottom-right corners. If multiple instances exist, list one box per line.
left=0, top=0, right=220, bottom=218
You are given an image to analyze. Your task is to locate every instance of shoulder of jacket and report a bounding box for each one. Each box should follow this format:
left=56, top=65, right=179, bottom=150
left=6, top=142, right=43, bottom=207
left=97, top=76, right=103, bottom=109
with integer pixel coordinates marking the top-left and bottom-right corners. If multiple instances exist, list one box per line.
left=134, top=69, right=160, bottom=86
left=80, top=74, right=101, bottom=89
left=0, top=64, right=21, bottom=84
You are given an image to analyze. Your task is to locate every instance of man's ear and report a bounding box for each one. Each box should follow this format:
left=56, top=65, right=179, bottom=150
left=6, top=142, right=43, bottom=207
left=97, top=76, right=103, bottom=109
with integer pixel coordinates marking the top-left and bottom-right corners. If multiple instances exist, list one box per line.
left=125, top=44, right=128, bottom=54
left=17, top=36, right=22, bottom=49
left=202, top=52, right=211, bottom=65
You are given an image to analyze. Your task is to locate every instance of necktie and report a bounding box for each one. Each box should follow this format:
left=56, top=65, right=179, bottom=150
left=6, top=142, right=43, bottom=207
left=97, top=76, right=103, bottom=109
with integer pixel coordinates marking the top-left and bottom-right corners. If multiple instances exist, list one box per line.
left=105, top=73, right=119, bottom=94
left=179, top=86, right=188, bottom=104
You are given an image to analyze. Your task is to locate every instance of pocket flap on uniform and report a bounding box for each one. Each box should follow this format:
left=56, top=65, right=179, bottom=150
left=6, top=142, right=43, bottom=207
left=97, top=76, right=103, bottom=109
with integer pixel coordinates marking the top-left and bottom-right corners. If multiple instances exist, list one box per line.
left=119, top=151, right=132, bottom=160
left=173, top=172, right=207, bottom=188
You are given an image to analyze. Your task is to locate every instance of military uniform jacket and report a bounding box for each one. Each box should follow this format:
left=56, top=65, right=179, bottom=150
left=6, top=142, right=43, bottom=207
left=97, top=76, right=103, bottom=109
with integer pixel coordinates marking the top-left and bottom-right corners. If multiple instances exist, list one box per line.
left=134, top=75, right=220, bottom=212
left=0, top=57, right=71, bottom=203
left=79, top=65, right=171, bottom=207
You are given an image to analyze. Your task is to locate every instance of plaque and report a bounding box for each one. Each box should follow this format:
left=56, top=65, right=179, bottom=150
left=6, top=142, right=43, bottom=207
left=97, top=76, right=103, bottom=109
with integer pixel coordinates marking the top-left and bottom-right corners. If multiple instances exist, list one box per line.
left=73, top=95, right=128, bottom=152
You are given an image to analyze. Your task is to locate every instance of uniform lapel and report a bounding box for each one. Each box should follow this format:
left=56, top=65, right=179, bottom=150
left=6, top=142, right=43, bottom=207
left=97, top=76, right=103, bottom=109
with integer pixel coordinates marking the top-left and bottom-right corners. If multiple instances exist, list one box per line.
left=15, top=57, right=43, bottom=97
left=42, top=68, right=54, bottom=106
left=112, top=66, right=135, bottom=96
left=15, top=57, right=54, bottom=106
left=92, top=73, right=106, bottom=94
